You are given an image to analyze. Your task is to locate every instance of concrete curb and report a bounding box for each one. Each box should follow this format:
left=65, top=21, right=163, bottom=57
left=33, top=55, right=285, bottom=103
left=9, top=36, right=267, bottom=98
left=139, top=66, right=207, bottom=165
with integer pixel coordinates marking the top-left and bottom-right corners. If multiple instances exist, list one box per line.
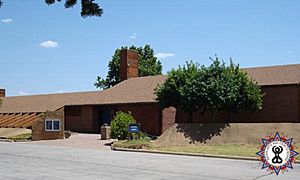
left=112, top=147, right=299, bottom=164
left=0, top=138, right=31, bottom=142
left=0, top=139, right=14, bottom=142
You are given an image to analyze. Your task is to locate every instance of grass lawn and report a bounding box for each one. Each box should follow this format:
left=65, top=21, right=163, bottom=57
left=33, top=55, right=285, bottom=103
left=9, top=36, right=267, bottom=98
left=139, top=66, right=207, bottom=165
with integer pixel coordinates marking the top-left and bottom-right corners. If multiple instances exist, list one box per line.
left=113, top=139, right=153, bottom=149
left=155, top=144, right=259, bottom=157
left=7, top=133, right=32, bottom=141
left=113, top=139, right=259, bottom=157
left=113, top=140, right=300, bottom=158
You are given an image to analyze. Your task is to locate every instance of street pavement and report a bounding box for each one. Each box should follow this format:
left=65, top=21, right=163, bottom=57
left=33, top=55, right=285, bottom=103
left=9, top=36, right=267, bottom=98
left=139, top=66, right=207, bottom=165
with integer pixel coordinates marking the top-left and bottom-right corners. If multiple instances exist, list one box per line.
left=0, top=142, right=299, bottom=180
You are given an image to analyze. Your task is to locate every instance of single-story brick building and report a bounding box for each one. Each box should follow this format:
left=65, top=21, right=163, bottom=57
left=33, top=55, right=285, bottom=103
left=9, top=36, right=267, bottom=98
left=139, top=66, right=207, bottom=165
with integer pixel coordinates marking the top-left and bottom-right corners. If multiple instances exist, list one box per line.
left=0, top=50, right=299, bottom=136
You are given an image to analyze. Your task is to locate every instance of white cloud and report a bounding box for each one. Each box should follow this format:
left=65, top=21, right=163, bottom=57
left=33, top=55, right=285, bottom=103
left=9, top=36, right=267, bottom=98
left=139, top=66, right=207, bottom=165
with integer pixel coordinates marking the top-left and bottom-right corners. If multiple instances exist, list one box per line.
left=129, top=33, right=137, bottom=39
left=1, top=18, right=13, bottom=23
left=18, top=91, right=29, bottom=96
left=155, top=53, right=175, bottom=60
left=58, top=90, right=65, bottom=93
left=39, top=40, right=59, bottom=48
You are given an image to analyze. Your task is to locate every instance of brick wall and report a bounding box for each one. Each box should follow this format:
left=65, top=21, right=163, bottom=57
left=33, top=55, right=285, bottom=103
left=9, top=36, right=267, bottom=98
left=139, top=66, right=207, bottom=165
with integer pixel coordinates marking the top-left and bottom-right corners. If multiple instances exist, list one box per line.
left=32, top=111, right=64, bottom=141
left=0, top=89, right=5, bottom=97
left=120, top=49, right=139, bottom=81
left=161, top=107, right=176, bottom=133
left=173, top=85, right=299, bottom=123
left=65, top=103, right=161, bottom=135
left=116, top=103, right=161, bottom=135
left=64, top=85, right=299, bottom=135
left=298, top=86, right=300, bottom=122
left=65, top=105, right=95, bottom=133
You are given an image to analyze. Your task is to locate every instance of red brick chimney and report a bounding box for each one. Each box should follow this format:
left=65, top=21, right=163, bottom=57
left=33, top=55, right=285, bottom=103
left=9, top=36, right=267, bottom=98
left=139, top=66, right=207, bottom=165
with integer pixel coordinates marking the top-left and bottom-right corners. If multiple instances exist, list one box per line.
left=120, top=49, right=139, bottom=81
left=0, top=88, right=5, bottom=97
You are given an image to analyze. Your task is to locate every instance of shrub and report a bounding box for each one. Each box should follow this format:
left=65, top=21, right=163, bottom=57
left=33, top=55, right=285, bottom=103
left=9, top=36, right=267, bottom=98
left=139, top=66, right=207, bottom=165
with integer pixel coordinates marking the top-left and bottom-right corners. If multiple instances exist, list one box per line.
left=155, top=58, right=263, bottom=122
left=112, top=139, right=152, bottom=149
left=111, top=111, right=136, bottom=139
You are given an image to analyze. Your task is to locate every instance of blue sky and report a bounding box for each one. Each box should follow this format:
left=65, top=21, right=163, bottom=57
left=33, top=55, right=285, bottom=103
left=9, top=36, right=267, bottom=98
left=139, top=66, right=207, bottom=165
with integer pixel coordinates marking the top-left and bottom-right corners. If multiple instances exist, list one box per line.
left=0, top=0, right=299, bottom=96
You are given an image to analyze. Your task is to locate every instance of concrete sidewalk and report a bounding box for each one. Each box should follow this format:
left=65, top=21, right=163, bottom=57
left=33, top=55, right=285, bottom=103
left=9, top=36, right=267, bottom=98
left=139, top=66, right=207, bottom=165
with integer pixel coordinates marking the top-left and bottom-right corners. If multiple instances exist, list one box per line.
left=27, top=133, right=114, bottom=150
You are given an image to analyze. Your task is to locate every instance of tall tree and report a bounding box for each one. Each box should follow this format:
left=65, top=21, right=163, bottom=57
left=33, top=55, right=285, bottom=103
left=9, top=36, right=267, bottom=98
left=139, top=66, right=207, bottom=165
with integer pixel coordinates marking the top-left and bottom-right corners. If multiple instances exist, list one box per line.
left=0, top=0, right=103, bottom=18
left=155, top=58, right=263, bottom=123
left=94, top=45, right=162, bottom=89
left=204, top=57, right=263, bottom=121
left=155, top=61, right=206, bottom=122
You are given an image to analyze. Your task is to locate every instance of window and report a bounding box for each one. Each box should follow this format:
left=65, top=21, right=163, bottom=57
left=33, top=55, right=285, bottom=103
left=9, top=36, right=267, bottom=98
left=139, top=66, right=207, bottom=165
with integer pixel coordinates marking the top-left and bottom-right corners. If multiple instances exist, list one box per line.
left=45, top=119, right=60, bottom=131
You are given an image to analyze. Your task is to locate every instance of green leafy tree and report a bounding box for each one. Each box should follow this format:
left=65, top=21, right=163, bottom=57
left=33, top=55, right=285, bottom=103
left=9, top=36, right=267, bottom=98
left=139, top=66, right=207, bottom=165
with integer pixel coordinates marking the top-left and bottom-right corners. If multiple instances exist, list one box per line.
left=111, top=111, right=136, bottom=140
left=0, top=0, right=103, bottom=18
left=204, top=57, right=263, bottom=121
left=204, top=58, right=232, bottom=121
left=155, top=61, right=206, bottom=122
left=95, top=45, right=162, bottom=89
left=155, top=57, right=263, bottom=122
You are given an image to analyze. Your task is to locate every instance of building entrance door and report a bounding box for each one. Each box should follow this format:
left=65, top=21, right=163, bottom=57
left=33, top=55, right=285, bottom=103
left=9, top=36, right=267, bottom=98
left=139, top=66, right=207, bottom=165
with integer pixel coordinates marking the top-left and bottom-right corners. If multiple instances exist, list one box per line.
left=99, top=111, right=111, bottom=126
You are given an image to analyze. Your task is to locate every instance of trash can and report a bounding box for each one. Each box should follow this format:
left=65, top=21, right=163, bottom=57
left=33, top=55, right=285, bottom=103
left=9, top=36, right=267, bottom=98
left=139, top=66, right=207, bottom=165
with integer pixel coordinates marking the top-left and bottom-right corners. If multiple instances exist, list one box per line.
left=101, top=123, right=111, bottom=140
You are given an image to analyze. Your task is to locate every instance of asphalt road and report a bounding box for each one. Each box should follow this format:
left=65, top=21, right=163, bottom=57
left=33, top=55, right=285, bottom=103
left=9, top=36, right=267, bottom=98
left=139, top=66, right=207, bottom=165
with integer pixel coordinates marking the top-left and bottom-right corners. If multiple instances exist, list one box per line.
left=0, top=142, right=299, bottom=180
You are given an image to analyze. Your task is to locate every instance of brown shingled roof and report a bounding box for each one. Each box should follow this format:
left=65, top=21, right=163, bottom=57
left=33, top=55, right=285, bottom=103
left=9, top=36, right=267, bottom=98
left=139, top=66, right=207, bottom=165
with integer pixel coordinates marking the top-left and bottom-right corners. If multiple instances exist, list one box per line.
left=244, top=64, right=300, bottom=86
left=0, top=75, right=167, bottom=113
left=0, top=64, right=299, bottom=114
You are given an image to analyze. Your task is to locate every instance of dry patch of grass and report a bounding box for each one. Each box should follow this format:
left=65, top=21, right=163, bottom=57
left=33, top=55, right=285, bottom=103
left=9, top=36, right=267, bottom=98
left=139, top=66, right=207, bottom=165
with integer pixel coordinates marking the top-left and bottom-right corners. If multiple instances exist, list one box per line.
left=155, top=144, right=259, bottom=157
left=113, top=139, right=153, bottom=149
left=293, top=144, right=300, bottom=152
left=113, top=140, right=259, bottom=157
left=156, top=144, right=300, bottom=157
left=7, top=133, right=32, bottom=141
left=113, top=140, right=300, bottom=158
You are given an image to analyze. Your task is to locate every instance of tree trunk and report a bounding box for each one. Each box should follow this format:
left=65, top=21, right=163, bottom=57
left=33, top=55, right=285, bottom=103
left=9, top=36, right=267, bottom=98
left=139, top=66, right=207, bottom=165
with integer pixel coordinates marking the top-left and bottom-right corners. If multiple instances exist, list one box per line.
left=188, top=112, right=193, bottom=123
left=200, top=107, right=206, bottom=115
left=227, top=111, right=232, bottom=122
left=211, top=109, right=216, bottom=123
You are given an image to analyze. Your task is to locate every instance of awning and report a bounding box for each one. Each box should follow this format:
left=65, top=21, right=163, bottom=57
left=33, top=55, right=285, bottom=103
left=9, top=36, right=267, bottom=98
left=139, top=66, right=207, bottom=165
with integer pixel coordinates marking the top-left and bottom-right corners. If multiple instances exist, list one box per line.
left=0, top=113, right=42, bottom=128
